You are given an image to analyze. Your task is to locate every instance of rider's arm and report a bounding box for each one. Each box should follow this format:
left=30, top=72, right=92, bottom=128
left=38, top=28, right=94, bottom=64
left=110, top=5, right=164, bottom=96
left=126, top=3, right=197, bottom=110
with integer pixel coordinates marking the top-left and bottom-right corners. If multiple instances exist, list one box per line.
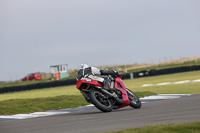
left=91, top=67, right=118, bottom=76
left=91, top=67, right=101, bottom=75
left=100, top=69, right=118, bottom=75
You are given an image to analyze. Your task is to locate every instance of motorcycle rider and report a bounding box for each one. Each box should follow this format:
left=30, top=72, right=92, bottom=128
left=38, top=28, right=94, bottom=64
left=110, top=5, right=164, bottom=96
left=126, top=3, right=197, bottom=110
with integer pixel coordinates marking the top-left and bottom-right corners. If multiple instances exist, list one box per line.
left=76, top=64, right=118, bottom=92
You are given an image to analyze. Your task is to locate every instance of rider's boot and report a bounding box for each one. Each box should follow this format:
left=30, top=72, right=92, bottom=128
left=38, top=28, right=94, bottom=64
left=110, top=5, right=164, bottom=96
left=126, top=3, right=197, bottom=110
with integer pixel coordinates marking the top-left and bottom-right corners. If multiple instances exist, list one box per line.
left=103, top=79, right=124, bottom=105
left=103, top=79, right=116, bottom=92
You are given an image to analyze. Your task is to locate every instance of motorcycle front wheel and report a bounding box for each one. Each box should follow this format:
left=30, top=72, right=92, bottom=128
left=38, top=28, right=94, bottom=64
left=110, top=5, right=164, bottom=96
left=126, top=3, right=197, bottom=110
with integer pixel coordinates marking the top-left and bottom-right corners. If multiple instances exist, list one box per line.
left=126, top=89, right=141, bottom=109
left=89, top=89, right=113, bottom=112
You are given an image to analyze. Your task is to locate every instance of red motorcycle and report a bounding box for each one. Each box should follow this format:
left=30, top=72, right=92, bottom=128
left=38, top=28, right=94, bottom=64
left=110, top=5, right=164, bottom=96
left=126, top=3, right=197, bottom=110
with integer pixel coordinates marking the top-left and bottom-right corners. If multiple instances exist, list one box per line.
left=76, top=74, right=141, bottom=112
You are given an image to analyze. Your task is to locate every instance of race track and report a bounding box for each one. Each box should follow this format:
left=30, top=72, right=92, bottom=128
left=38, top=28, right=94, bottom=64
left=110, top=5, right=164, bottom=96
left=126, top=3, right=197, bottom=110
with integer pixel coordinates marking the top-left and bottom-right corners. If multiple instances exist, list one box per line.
left=0, top=94, right=200, bottom=133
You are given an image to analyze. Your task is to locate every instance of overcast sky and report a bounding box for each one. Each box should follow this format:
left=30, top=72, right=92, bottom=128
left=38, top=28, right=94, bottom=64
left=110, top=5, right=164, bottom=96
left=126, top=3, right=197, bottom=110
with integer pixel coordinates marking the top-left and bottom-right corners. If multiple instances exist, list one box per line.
left=0, top=0, right=200, bottom=81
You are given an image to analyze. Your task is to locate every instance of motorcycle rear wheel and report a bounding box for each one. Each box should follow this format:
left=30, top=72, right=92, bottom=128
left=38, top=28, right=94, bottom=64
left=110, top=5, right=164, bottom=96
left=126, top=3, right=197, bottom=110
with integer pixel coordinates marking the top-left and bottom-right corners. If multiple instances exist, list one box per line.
left=126, top=89, right=141, bottom=109
left=89, top=89, right=113, bottom=112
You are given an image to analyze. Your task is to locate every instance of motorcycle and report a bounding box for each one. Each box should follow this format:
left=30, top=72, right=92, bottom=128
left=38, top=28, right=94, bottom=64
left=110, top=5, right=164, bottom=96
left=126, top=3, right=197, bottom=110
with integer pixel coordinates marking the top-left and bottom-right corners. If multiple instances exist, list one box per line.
left=76, top=74, right=141, bottom=112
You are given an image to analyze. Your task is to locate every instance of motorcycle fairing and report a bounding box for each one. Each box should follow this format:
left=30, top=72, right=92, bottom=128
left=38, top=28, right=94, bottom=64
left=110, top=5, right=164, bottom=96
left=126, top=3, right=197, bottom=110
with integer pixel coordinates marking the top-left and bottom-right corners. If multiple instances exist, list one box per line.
left=76, top=78, right=103, bottom=90
left=115, top=77, right=130, bottom=107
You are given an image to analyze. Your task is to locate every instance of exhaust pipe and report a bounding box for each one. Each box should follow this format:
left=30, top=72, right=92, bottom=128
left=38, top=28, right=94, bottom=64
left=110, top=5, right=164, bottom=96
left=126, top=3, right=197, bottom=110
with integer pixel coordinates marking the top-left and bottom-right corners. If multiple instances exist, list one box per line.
left=99, top=88, right=124, bottom=105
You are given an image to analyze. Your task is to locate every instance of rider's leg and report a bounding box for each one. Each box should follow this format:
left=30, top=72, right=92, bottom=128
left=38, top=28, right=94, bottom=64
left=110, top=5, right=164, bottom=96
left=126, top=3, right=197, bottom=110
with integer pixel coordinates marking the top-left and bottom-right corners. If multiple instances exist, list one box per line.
left=88, top=75, right=104, bottom=82
left=88, top=75, right=115, bottom=92
left=103, top=77, right=116, bottom=92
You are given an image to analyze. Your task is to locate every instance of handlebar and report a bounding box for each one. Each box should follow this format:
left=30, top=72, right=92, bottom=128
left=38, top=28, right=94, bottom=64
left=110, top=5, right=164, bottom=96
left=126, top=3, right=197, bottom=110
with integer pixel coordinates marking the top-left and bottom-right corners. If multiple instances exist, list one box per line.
left=108, top=74, right=121, bottom=81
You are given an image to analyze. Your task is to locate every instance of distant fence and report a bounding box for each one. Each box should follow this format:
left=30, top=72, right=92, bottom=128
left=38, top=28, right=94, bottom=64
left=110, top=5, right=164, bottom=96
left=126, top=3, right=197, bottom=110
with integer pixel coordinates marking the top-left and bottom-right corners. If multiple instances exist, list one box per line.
left=0, top=79, right=76, bottom=94
left=121, top=65, right=200, bottom=80
left=0, top=65, right=200, bottom=94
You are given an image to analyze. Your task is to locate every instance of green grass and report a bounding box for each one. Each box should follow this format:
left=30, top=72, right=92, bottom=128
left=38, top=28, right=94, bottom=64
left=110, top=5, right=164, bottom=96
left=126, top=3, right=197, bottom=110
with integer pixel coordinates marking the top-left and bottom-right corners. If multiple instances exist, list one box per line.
left=0, top=71, right=200, bottom=102
left=0, top=85, right=79, bottom=101
left=123, top=71, right=200, bottom=94
left=124, top=70, right=200, bottom=86
left=106, top=121, right=200, bottom=133
left=0, top=91, right=155, bottom=115
left=133, top=83, right=200, bottom=94
left=0, top=95, right=88, bottom=115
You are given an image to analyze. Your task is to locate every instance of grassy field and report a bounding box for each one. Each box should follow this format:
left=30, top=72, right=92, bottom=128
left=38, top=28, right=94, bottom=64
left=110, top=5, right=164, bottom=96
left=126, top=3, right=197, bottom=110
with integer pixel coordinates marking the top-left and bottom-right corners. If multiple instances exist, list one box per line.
left=124, top=70, right=200, bottom=94
left=0, top=85, right=79, bottom=101
left=0, top=70, right=200, bottom=102
left=125, top=70, right=200, bottom=86
left=0, top=95, right=88, bottom=115
left=106, top=121, right=200, bottom=133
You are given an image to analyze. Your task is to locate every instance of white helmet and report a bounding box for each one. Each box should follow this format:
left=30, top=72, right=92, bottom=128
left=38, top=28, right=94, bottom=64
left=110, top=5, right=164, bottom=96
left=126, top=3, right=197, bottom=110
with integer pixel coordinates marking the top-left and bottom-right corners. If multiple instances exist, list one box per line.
left=79, top=64, right=89, bottom=70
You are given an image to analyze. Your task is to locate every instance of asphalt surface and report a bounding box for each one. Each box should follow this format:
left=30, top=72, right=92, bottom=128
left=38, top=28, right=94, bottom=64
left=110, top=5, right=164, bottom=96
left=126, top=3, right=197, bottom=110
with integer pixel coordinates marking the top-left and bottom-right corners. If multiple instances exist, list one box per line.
left=0, top=94, right=200, bottom=133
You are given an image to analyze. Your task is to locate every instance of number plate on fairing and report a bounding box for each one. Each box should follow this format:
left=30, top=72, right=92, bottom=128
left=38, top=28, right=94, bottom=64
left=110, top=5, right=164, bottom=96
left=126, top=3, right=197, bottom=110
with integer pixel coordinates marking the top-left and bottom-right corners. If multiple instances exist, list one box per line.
left=82, top=78, right=92, bottom=82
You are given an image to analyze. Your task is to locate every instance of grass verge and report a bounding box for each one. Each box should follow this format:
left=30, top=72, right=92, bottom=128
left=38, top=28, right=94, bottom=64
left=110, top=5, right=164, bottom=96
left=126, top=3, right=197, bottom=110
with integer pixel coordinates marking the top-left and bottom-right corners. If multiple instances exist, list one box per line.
left=0, top=85, right=79, bottom=101
left=123, top=71, right=200, bottom=94
left=0, top=91, right=155, bottom=115
left=132, top=82, right=200, bottom=94
left=106, top=121, right=200, bottom=133
left=124, top=70, right=200, bottom=87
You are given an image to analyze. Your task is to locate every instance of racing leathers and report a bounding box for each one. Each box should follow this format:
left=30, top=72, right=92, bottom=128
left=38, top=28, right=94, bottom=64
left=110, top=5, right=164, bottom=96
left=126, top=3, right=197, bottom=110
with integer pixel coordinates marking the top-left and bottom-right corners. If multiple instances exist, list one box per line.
left=76, top=66, right=118, bottom=92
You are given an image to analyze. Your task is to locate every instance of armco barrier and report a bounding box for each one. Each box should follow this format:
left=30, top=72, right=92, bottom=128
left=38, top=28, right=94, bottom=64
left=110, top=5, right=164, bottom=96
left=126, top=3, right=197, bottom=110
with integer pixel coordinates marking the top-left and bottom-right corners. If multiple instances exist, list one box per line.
left=121, top=65, right=200, bottom=79
left=0, top=65, right=200, bottom=94
left=0, top=79, right=76, bottom=94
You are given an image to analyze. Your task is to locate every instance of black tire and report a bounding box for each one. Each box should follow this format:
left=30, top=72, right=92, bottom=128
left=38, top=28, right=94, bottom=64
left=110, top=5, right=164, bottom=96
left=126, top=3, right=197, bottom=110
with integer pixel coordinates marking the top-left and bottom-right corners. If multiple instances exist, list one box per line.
left=89, top=89, right=113, bottom=112
left=126, top=89, right=141, bottom=109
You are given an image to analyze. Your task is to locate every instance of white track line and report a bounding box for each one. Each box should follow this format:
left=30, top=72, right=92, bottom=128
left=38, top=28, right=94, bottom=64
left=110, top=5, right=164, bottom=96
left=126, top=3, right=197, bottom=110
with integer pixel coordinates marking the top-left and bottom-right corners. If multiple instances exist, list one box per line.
left=140, top=94, right=191, bottom=100
left=0, top=111, right=69, bottom=120
left=0, top=94, right=191, bottom=120
left=142, top=79, right=200, bottom=87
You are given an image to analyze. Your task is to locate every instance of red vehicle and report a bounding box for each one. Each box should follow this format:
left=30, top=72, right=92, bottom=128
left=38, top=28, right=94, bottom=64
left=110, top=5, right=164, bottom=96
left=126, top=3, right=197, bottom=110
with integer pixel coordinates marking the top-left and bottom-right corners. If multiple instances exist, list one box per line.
left=22, top=72, right=42, bottom=81
left=76, top=74, right=141, bottom=112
